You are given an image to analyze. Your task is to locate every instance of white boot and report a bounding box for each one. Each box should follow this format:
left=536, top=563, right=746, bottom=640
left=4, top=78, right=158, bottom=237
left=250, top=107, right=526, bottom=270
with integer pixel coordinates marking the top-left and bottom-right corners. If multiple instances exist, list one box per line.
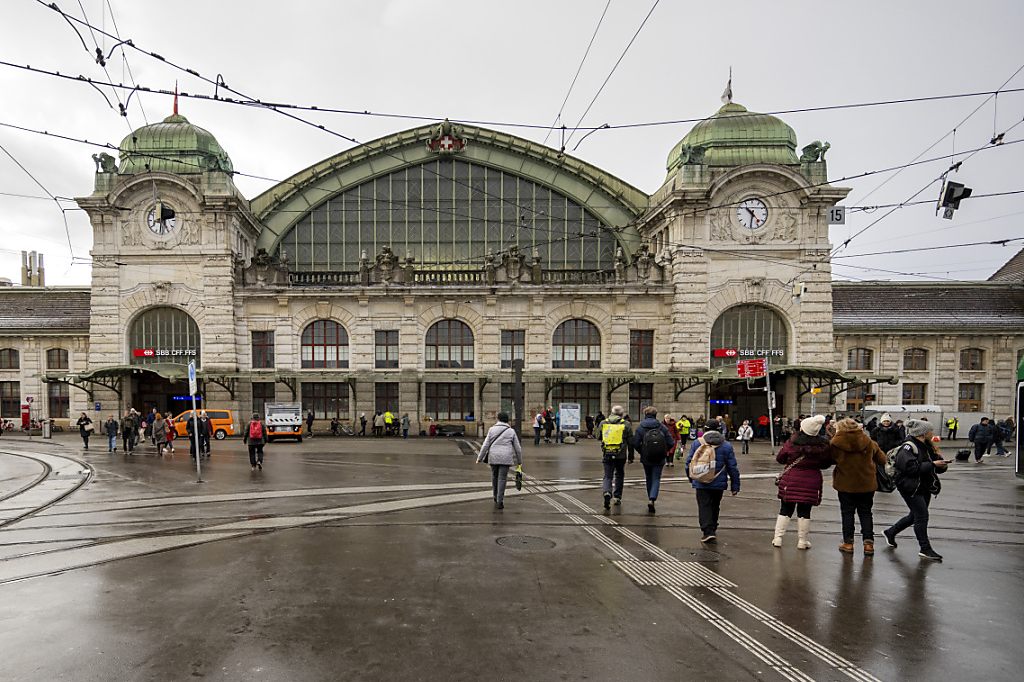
left=772, top=515, right=790, bottom=547
left=797, top=518, right=812, bottom=549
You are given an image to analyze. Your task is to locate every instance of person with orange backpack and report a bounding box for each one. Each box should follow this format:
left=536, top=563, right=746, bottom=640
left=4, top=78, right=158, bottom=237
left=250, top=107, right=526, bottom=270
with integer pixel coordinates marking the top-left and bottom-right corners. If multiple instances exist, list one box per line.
left=243, top=412, right=267, bottom=471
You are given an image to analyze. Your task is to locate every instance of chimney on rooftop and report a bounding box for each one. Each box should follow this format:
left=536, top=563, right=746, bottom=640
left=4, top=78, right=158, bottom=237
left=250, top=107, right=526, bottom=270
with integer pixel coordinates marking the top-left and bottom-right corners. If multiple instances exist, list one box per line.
left=20, top=251, right=45, bottom=287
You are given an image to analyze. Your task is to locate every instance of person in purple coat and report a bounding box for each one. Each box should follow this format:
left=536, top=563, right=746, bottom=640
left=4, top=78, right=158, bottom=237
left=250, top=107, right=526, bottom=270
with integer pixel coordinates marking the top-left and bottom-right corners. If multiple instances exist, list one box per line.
left=772, top=414, right=834, bottom=549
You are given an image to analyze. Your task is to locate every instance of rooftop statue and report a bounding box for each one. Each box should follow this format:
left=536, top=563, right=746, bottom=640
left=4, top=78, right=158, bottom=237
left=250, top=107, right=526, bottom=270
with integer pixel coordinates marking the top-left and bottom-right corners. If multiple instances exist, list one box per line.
left=800, top=141, right=830, bottom=163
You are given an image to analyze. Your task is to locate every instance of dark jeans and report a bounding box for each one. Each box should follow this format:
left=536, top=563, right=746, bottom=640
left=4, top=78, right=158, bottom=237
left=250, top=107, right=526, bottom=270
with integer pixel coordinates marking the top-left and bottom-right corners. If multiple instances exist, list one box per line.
left=838, top=491, right=875, bottom=542
left=122, top=432, right=135, bottom=452
left=973, top=441, right=989, bottom=461
left=247, top=442, right=264, bottom=467
left=200, top=435, right=211, bottom=454
left=643, top=463, right=664, bottom=501
left=779, top=501, right=812, bottom=519
left=602, top=459, right=626, bottom=498
left=695, top=489, right=724, bottom=535
left=491, top=464, right=510, bottom=504
left=741, top=439, right=750, bottom=454
left=890, top=491, right=933, bottom=550
left=534, top=427, right=541, bottom=446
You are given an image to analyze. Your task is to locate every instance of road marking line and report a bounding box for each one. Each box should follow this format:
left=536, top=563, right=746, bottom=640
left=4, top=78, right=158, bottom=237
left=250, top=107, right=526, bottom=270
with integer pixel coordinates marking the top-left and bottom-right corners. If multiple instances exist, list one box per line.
left=612, top=560, right=735, bottom=588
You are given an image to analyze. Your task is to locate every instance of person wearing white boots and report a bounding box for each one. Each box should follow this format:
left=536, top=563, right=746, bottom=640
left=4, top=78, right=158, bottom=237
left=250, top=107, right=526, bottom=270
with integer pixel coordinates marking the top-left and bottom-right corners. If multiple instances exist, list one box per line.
left=773, top=414, right=834, bottom=549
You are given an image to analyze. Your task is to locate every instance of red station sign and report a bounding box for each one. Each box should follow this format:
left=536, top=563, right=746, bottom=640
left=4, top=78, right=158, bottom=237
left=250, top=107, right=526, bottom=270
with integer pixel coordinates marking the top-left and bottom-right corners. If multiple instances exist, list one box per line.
left=712, top=348, right=738, bottom=358
left=737, top=358, right=767, bottom=378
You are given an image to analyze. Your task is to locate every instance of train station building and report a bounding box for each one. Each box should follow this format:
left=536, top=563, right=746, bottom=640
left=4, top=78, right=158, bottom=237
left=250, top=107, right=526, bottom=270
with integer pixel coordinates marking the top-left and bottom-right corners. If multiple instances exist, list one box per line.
left=2, top=99, right=1022, bottom=433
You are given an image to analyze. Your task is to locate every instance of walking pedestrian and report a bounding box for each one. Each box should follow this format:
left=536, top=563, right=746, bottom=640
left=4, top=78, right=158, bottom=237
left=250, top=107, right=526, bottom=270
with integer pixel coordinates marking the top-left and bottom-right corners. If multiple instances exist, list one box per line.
left=773, top=415, right=833, bottom=550
left=598, top=405, right=634, bottom=509
left=662, top=414, right=680, bottom=467
left=967, top=417, right=996, bottom=463
left=992, top=418, right=1010, bottom=457
left=543, top=407, right=554, bottom=443
left=373, top=411, right=385, bottom=437
left=151, top=413, right=168, bottom=455
left=945, top=416, right=959, bottom=440
left=243, top=412, right=267, bottom=471
left=632, top=406, right=673, bottom=514
left=585, top=413, right=595, bottom=439
left=121, top=409, right=138, bottom=453
left=830, top=418, right=887, bottom=555
left=883, top=419, right=950, bottom=561
left=684, top=429, right=741, bottom=543
left=359, top=412, right=367, bottom=436
left=476, top=412, right=523, bottom=510
left=872, top=414, right=904, bottom=453
left=737, top=420, right=754, bottom=454
left=401, top=413, right=410, bottom=439
left=104, top=414, right=119, bottom=452
left=76, top=412, right=93, bottom=449
left=305, top=410, right=315, bottom=437
left=533, top=409, right=544, bottom=446
left=676, top=415, right=692, bottom=444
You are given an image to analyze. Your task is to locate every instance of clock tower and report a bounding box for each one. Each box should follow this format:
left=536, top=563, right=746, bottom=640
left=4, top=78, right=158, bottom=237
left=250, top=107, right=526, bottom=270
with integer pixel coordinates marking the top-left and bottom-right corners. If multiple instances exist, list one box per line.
left=77, top=107, right=261, bottom=414
left=640, top=98, right=849, bottom=418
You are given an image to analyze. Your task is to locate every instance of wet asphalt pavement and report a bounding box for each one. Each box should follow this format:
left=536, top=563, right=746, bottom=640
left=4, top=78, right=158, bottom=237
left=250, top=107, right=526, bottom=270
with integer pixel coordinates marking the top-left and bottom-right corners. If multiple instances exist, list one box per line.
left=0, top=433, right=1021, bottom=681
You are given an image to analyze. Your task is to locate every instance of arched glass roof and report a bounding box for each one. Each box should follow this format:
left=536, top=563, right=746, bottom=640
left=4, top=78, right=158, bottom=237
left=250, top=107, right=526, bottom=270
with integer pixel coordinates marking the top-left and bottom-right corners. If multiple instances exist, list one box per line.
left=278, top=159, right=616, bottom=271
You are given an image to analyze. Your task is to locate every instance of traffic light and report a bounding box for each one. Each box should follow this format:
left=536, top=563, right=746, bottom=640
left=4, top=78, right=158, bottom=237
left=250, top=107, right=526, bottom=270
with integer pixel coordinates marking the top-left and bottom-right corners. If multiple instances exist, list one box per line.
left=937, top=180, right=972, bottom=219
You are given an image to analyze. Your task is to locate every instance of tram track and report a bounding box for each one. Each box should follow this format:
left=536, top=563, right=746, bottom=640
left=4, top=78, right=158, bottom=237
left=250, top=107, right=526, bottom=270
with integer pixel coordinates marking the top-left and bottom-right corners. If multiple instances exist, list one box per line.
left=0, top=450, right=93, bottom=529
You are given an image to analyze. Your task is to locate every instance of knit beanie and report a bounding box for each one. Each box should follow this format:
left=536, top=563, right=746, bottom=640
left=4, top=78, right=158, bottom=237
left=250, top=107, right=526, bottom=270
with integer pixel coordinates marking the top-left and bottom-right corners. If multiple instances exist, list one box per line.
left=800, top=414, right=826, bottom=436
left=880, top=413, right=892, bottom=424
left=905, top=419, right=934, bottom=438
left=702, top=430, right=724, bottom=445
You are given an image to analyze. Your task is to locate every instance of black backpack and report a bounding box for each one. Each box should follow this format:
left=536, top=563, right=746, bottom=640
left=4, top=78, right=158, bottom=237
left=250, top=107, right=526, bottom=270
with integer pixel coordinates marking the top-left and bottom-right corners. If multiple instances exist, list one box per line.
left=642, top=426, right=668, bottom=458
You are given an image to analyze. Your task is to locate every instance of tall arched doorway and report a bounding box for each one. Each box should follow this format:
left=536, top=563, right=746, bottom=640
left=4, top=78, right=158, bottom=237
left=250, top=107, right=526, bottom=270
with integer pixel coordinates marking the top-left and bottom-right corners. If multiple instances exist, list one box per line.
left=708, top=304, right=790, bottom=430
left=127, top=307, right=201, bottom=415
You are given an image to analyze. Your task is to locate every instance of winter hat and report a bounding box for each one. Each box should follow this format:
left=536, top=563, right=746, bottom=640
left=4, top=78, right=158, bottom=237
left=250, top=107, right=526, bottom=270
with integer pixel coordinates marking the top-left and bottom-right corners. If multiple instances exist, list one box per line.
left=800, top=414, right=826, bottom=436
left=905, top=419, right=934, bottom=438
left=834, top=417, right=862, bottom=433
left=702, top=430, right=724, bottom=445
left=880, top=413, right=893, bottom=424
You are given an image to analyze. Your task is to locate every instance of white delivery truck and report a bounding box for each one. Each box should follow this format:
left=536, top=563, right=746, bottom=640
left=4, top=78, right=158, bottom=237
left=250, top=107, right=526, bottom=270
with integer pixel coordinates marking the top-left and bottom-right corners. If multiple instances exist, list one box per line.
left=265, top=403, right=303, bottom=442
left=861, top=404, right=944, bottom=429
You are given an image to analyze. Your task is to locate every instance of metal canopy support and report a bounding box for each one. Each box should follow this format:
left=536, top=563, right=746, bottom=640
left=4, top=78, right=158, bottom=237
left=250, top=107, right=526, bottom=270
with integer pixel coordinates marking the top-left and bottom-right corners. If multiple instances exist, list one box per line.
left=204, top=376, right=237, bottom=401
left=673, top=376, right=707, bottom=399
left=41, top=375, right=96, bottom=401
left=606, top=376, right=634, bottom=405
left=544, top=376, right=568, bottom=399
left=275, top=376, right=297, bottom=399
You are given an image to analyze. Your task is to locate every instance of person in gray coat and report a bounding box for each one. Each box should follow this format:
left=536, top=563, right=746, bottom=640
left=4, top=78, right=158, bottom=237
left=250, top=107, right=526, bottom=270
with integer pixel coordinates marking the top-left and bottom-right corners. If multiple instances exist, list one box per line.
left=477, top=412, right=523, bottom=509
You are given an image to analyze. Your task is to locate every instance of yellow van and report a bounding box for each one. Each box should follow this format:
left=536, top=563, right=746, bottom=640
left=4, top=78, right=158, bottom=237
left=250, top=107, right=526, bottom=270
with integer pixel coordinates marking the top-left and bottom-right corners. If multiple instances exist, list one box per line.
left=172, top=409, right=236, bottom=440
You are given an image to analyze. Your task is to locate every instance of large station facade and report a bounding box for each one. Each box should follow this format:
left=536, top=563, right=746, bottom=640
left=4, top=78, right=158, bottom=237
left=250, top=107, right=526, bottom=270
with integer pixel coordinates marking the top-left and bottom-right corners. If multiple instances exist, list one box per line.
left=2, top=100, right=1023, bottom=433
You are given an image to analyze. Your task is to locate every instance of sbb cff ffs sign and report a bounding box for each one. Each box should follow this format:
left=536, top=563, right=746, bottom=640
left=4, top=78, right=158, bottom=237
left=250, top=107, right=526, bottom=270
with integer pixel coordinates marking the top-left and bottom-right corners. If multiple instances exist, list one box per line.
left=132, top=348, right=197, bottom=358
left=712, top=348, right=738, bottom=358
left=737, top=358, right=767, bottom=378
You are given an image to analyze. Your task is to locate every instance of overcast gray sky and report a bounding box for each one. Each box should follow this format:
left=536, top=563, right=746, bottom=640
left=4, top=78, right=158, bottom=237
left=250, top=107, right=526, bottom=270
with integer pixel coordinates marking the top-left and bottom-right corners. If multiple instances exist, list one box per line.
left=2, top=0, right=1023, bottom=285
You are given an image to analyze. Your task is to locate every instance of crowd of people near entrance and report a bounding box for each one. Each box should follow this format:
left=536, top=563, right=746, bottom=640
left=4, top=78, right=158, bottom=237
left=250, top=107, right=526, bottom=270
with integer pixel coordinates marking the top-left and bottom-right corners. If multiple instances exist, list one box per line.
left=74, top=407, right=214, bottom=459
left=480, top=405, right=1018, bottom=564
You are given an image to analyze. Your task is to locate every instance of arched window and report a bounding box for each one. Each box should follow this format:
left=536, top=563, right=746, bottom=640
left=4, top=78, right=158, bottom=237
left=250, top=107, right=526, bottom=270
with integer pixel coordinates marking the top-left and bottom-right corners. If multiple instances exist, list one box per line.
left=46, top=348, right=69, bottom=370
left=0, top=348, right=18, bottom=369
left=425, top=320, right=474, bottom=369
left=709, top=304, right=788, bottom=368
left=301, top=320, right=350, bottom=369
left=847, top=348, right=873, bottom=371
left=129, top=307, right=201, bottom=367
left=552, top=319, right=601, bottom=369
left=903, top=348, right=928, bottom=371
left=959, top=348, right=984, bottom=371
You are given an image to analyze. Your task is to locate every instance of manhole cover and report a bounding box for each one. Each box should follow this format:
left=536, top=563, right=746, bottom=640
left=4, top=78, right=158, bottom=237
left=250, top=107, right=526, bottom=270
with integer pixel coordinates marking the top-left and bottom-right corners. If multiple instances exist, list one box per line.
left=687, top=549, right=722, bottom=562
left=496, top=535, right=556, bottom=550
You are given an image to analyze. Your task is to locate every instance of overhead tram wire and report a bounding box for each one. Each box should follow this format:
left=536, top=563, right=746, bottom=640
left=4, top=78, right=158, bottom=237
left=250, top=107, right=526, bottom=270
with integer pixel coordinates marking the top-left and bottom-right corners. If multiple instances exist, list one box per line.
left=541, top=0, right=613, bottom=148
left=72, top=0, right=135, bottom=135
left=832, top=236, right=1024, bottom=259
left=0, top=141, right=78, bottom=260
left=104, top=0, right=148, bottom=124
left=562, top=0, right=661, bottom=149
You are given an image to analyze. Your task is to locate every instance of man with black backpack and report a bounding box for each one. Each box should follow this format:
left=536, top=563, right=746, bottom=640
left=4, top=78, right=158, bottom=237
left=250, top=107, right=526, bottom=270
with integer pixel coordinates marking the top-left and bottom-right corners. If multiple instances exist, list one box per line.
left=598, top=405, right=634, bottom=510
left=632, top=406, right=673, bottom=514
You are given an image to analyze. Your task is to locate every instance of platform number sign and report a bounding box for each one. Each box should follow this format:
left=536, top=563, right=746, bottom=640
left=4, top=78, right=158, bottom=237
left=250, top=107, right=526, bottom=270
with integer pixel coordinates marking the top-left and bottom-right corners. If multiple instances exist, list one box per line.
left=827, top=206, right=846, bottom=225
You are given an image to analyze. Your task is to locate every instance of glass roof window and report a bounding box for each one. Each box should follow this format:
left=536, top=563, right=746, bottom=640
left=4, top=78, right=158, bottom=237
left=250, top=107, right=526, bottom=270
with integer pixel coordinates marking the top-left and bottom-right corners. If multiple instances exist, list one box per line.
left=278, top=159, right=615, bottom=272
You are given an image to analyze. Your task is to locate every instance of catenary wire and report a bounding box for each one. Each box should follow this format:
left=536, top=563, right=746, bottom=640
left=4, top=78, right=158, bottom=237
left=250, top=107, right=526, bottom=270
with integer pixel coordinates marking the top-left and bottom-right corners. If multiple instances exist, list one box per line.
left=0, top=141, right=77, bottom=259
left=540, top=0, right=613, bottom=147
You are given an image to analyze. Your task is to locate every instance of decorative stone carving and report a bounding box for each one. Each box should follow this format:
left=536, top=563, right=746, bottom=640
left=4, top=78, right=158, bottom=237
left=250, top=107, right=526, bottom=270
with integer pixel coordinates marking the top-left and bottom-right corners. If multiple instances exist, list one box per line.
left=426, top=118, right=467, bottom=155
left=800, top=141, right=830, bottom=163
left=634, top=244, right=653, bottom=283
left=358, top=249, right=371, bottom=285
left=177, top=218, right=200, bottom=245
left=710, top=213, right=732, bottom=241
left=772, top=210, right=799, bottom=242
left=152, top=281, right=172, bottom=304
left=92, top=152, right=117, bottom=173
left=241, top=248, right=289, bottom=287
left=530, top=248, right=543, bottom=283
left=376, top=246, right=396, bottom=284
left=503, top=245, right=525, bottom=283
left=613, top=246, right=627, bottom=283
left=483, top=250, right=497, bottom=285
left=402, top=251, right=416, bottom=283
left=675, top=143, right=706, bottom=166
left=122, top=222, right=143, bottom=246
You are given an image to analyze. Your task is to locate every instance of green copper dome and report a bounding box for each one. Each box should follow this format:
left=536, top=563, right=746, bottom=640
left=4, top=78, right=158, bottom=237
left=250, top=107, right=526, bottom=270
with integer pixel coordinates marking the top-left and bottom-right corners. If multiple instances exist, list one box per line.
left=667, top=102, right=798, bottom=173
left=118, top=113, right=233, bottom=175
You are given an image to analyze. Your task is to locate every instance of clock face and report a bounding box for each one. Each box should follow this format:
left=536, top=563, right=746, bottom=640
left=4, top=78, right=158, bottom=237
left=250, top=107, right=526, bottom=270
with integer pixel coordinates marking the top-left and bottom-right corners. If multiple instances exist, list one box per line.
left=147, top=206, right=176, bottom=235
left=736, top=198, right=769, bottom=230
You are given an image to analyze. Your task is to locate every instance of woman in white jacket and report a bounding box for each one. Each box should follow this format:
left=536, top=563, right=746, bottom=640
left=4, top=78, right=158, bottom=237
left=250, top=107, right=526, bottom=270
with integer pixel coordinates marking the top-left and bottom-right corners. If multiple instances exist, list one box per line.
left=737, top=420, right=754, bottom=454
left=477, top=412, right=523, bottom=509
